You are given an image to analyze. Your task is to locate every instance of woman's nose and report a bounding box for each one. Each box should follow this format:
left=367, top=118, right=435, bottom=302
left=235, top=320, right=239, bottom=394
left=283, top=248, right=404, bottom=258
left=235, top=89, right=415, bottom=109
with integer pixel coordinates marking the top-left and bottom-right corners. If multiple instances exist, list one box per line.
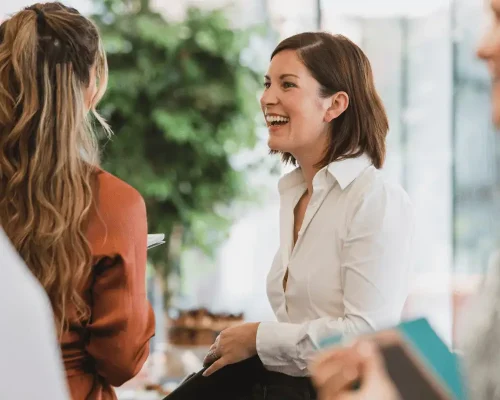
left=260, top=86, right=279, bottom=108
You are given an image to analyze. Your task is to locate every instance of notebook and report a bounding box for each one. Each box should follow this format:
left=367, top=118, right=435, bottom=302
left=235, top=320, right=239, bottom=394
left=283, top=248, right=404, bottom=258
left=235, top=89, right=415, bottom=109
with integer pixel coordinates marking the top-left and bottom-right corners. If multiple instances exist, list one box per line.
left=319, top=318, right=466, bottom=400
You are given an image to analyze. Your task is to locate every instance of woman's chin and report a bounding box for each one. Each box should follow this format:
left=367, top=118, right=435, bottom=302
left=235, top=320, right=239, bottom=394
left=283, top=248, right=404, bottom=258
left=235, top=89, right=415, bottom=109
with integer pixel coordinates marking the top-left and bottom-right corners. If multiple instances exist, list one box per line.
left=267, top=137, right=284, bottom=152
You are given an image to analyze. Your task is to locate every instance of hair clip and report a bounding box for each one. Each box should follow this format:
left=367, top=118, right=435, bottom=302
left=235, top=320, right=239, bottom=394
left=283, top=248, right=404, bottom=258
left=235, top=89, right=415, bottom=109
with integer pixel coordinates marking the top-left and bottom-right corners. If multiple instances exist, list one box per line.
left=32, top=8, right=45, bottom=26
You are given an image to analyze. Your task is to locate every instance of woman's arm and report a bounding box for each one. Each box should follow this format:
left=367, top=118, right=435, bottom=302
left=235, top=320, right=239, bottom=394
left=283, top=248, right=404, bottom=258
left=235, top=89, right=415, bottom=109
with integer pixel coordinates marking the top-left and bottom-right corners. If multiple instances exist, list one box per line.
left=85, top=178, right=155, bottom=386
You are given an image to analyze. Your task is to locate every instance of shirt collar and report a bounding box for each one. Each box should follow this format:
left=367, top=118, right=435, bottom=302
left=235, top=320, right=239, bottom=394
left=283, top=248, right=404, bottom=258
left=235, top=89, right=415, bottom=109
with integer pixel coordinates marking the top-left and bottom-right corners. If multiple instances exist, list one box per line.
left=327, top=153, right=373, bottom=190
left=278, top=153, right=373, bottom=194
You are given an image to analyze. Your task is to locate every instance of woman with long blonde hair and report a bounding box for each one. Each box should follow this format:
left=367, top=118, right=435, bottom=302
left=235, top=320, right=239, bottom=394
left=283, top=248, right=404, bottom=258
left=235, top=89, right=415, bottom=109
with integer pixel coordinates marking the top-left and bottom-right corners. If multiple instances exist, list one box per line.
left=0, top=3, right=155, bottom=399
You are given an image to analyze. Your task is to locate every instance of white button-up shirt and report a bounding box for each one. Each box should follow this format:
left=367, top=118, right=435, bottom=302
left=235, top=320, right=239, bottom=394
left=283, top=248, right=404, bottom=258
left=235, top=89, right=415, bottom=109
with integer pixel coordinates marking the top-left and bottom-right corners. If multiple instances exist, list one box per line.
left=256, top=154, right=415, bottom=376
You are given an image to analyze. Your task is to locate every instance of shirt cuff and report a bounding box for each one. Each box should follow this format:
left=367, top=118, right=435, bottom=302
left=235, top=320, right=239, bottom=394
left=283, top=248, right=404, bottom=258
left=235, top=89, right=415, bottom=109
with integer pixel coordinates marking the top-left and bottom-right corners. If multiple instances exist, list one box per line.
left=256, top=321, right=303, bottom=368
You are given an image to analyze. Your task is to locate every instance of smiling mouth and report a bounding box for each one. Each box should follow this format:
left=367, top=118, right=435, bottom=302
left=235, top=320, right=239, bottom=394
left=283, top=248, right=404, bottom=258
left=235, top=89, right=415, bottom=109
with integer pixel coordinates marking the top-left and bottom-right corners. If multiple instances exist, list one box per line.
left=266, top=115, right=290, bottom=127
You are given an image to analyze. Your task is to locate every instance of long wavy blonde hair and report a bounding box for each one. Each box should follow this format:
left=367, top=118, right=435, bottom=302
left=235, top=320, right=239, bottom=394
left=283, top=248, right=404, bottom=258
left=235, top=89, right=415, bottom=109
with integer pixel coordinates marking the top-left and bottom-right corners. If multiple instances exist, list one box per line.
left=0, top=2, right=110, bottom=336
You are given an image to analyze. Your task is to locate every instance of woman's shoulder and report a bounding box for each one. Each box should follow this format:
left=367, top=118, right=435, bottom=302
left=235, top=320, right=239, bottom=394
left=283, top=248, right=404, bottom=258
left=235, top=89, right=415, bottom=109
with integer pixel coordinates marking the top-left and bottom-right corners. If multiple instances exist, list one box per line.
left=92, top=170, right=146, bottom=228
left=95, top=169, right=145, bottom=209
left=351, top=166, right=412, bottom=206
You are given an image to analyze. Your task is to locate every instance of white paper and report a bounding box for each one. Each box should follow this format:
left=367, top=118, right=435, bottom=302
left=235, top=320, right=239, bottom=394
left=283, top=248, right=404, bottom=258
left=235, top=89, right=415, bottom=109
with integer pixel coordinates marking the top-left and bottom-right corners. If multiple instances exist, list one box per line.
left=147, top=233, right=165, bottom=249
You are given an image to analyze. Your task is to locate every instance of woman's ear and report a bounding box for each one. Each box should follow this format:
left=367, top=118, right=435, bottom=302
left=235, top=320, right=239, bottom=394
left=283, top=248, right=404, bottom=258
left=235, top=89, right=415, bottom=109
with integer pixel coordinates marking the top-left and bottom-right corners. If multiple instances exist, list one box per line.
left=324, top=91, right=349, bottom=122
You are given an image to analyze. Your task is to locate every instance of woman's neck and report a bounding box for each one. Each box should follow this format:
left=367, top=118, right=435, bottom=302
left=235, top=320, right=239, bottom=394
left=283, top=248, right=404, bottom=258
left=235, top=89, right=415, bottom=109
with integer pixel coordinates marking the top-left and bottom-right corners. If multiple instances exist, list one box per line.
left=301, top=164, right=318, bottom=195
left=295, top=152, right=323, bottom=195
left=294, top=134, right=330, bottom=195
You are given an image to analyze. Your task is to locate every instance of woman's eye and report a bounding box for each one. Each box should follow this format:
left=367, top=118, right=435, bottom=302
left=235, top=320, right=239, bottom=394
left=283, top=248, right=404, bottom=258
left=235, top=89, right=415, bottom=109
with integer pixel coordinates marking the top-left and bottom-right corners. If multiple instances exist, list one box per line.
left=283, top=82, right=296, bottom=89
left=264, top=82, right=271, bottom=89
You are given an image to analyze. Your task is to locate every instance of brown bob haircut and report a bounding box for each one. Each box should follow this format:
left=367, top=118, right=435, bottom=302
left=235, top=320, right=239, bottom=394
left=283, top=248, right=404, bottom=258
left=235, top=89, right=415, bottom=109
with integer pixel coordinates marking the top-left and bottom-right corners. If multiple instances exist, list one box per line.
left=270, top=32, right=388, bottom=169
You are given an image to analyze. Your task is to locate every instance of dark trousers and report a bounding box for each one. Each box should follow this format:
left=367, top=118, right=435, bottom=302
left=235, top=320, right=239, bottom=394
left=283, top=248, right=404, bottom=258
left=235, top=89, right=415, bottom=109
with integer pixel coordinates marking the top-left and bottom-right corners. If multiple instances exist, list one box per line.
left=239, top=369, right=316, bottom=400
left=164, top=356, right=316, bottom=400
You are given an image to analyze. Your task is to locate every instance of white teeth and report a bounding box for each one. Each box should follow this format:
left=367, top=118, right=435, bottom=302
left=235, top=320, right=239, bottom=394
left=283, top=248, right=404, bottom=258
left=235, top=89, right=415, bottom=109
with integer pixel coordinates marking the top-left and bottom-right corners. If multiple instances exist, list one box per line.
left=265, top=115, right=289, bottom=123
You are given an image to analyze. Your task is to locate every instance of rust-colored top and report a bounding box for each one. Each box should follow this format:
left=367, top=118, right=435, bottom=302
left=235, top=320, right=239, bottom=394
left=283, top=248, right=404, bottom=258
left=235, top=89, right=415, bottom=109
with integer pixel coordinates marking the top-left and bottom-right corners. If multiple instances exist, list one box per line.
left=61, top=170, right=155, bottom=400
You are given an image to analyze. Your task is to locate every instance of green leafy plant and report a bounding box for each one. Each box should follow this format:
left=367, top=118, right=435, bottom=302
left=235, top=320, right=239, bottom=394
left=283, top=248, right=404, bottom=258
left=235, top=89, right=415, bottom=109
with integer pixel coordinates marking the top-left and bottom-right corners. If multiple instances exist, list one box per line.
left=91, top=0, right=263, bottom=281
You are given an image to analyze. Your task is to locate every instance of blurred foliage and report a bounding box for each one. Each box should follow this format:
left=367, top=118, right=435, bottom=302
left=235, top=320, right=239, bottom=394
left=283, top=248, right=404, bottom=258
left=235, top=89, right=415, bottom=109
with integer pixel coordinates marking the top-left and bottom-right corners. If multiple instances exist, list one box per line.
left=91, top=0, right=262, bottom=277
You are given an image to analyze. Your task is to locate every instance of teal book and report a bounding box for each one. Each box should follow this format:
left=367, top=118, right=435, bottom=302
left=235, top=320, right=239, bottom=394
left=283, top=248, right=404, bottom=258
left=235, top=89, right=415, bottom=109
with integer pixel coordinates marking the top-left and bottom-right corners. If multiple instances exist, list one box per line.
left=398, top=318, right=466, bottom=400
left=318, top=318, right=467, bottom=400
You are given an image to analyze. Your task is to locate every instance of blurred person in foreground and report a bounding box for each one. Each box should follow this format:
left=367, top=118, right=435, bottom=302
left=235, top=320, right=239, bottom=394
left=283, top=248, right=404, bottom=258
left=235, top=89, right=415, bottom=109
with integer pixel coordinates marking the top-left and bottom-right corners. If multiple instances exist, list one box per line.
left=309, top=1, right=500, bottom=399
left=201, top=32, right=415, bottom=399
left=0, top=3, right=155, bottom=399
left=0, top=227, right=69, bottom=399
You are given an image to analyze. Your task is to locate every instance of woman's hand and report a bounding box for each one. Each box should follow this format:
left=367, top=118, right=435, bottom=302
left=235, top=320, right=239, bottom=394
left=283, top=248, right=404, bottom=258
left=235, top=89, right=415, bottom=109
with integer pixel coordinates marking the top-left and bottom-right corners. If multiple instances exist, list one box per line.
left=202, top=322, right=260, bottom=377
left=310, top=340, right=399, bottom=400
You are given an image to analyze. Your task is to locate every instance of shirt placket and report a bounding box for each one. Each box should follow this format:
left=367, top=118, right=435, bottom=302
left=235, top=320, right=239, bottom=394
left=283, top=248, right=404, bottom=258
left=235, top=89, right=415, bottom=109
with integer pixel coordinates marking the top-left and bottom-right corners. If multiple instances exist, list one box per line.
left=283, top=182, right=330, bottom=317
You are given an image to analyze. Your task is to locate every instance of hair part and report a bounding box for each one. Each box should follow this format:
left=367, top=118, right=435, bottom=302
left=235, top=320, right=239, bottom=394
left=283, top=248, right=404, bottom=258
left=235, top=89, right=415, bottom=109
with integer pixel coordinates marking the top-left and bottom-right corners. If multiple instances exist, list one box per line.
left=270, top=32, right=388, bottom=169
left=0, top=2, right=110, bottom=336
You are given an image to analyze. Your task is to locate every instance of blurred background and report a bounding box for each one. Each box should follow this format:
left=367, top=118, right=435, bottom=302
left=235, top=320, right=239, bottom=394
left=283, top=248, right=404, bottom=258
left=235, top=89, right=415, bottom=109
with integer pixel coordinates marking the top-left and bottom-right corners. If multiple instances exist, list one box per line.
left=1, top=0, right=497, bottom=398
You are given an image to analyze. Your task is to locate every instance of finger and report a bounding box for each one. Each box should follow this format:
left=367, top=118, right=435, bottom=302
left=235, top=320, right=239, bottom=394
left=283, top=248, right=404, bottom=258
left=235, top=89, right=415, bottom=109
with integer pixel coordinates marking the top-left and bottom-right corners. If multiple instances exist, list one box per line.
left=311, top=345, right=356, bottom=373
left=355, top=341, right=388, bottom=381
left=203, top=348, right=220, bottom=366
left=311, top=348, right=358, bottom=387
left=315, top=362, right=360, bottom=400
left=332, top=393, right=357, bottom=400
left=321, top=393, right=352, bottom=400
left=202, top=357, right=227, bottom=377
left=357, top=341, right=381, bottom=364
left=311, top=359, right=342, bottom=388
left=203, top=348, right=214, bottom=361
left=205, top=342, right=218, bottom=356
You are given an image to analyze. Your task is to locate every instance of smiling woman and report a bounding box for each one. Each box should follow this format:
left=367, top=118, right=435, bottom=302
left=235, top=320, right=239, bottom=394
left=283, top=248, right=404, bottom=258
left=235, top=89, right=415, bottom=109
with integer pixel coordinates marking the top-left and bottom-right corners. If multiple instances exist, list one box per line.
left=262, top=32, right=388, bottom=170
left=200, top=32, right=415, bottom=400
